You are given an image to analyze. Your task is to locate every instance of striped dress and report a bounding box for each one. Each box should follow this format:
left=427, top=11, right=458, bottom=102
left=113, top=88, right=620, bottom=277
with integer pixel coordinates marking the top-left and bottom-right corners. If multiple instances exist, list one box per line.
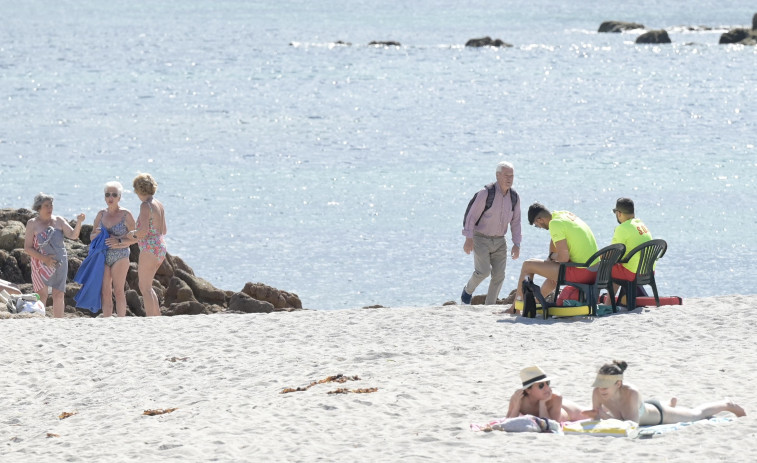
left=31, top=226, right=68, bottom=292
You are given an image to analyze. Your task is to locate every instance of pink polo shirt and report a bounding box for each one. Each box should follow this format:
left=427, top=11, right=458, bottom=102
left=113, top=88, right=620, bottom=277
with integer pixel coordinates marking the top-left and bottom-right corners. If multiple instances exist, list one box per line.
left=462, top=183, right=522, bottom=245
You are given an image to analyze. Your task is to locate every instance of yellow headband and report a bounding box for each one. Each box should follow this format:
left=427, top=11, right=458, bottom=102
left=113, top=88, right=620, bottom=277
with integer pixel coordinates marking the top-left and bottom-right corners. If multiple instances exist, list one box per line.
left=592, top=374, right=623, bottom=388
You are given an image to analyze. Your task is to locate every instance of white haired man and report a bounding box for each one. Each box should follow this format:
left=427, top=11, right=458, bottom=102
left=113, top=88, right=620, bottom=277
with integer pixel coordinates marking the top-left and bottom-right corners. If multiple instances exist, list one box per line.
left=461, top=161, right=521, bottom=305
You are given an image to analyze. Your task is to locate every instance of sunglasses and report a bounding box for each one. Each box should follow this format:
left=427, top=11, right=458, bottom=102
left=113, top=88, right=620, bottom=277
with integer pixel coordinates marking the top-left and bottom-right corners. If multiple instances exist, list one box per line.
left=104, top=193, right=119, bottom=198
left=535, top=381, right=551, bottom=390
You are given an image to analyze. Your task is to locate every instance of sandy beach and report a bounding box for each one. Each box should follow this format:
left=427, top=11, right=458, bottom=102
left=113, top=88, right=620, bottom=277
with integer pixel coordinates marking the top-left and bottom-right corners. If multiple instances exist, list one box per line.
left=1, top=296, right=755, bottom=462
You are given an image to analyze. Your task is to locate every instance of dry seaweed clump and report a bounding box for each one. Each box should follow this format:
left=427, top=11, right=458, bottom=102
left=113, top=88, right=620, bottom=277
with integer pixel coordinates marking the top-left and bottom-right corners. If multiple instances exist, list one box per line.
left=327, top=387, right=379, bottom=394
left=281, top=374, right=362, bottom=394
left=143, top=408, right=178, bottom=416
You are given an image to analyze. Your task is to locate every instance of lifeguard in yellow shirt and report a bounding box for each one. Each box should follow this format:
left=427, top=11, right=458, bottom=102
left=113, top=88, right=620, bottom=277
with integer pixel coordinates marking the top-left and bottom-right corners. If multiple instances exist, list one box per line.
left=510, top=203, right=598, bottom=313
left=610, top=197, right=652, bottom=297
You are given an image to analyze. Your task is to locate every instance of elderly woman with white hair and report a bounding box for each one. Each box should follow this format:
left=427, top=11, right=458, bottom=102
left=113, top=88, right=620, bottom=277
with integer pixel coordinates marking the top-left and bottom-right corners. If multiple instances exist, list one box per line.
left=23, top=193, right=85, bottom=318
left=90, top=181, right=137, bottom=317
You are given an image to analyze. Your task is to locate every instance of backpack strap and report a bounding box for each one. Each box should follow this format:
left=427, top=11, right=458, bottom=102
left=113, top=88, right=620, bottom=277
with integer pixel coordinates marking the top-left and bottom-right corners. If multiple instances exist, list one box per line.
left=476, top=183, right=497, bottom=225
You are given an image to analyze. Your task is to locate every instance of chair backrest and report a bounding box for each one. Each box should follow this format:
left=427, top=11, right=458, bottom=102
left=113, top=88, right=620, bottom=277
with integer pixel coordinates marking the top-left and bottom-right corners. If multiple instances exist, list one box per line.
left=624, top=239, right=667, bottom=285
left=592, top=244, right=626, bottom=288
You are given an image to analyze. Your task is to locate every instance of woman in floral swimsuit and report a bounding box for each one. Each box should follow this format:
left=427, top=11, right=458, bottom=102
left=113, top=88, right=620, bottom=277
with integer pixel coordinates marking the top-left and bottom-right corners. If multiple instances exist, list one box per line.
left=91, top=181, right=136, bottom=317
left=132, top=173, right=167, bottom=317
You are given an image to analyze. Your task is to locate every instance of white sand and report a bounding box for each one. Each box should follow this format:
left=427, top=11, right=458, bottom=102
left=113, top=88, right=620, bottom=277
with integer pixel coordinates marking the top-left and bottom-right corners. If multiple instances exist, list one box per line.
left=1, top=296, right=755, bottom=462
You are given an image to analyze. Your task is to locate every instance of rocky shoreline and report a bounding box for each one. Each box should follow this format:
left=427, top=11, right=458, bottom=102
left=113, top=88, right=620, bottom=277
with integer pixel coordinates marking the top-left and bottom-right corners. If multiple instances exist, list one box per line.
left=307, top=14, right=757, bottom=48
left=0, top=208, right=303, bottom=317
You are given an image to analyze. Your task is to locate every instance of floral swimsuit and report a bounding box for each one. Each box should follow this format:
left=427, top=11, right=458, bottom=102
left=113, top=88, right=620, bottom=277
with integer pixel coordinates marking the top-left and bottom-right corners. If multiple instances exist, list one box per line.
left=137, top=202, right=166, bottom=263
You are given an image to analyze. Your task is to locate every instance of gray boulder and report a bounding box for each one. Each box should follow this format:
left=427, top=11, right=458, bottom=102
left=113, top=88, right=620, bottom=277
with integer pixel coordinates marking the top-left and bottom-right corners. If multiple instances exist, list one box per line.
left=636, top=30, right=671, bottom=44
left=175, top=269, right=226, bottom=305
left=242, top=282, right=302, bottom=309
left=719, top=28, right=757, bottom=45
left=0, top=221, right=26, bottom=251
left=228, top=292, right=276, bottom=313
left=599, top=21, right=644, bottom=33
left=465, top=36, right=512, bottom=48
left=165, top=301, right=210, bottom=316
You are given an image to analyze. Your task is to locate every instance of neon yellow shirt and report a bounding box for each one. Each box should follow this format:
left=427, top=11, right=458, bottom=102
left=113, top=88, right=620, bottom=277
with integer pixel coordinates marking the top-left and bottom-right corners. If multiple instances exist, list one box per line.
left=548, top=211, right=598, bottom=264
left=612, top=218, right=652, bottom=272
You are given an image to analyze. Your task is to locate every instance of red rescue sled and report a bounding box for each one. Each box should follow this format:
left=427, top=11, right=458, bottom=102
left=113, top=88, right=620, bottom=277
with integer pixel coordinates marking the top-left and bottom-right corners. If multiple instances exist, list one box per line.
left=634, top=296, right=682, bottom=307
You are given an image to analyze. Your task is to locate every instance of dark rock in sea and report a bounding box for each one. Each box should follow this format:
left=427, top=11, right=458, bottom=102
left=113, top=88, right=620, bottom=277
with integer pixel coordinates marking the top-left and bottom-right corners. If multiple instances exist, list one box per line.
left=718, top=13, right=757, bottom=45
left=636, top=30, right=672, bottom=44
left=719, top=28, right=757, bottom=45
left=0, top=207, right=304, bottom=317
left=368, top=41, right=401, bottom=47
left=465, top=36, right=512, bottom=48
left=333, top=40, right=352, bottom=46
left=598, top=21, right=645, bottom=33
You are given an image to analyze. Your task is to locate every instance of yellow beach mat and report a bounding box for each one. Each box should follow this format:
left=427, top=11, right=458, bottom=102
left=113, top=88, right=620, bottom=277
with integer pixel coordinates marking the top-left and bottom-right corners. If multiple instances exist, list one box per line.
left=515, top=300, right=592, bottom=318
left=562, top=419, right=638, bottom=437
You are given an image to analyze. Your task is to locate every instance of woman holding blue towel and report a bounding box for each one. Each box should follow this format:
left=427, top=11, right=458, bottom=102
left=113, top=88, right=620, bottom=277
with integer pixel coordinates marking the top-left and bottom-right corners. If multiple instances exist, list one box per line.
left=587, top=360, right=746, bottom=425
left=90, top=181, right=137, bottom=317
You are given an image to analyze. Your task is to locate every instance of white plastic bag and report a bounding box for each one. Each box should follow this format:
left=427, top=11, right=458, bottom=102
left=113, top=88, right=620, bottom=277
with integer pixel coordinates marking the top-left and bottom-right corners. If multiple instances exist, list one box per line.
left=17, top=299, right=46, bottom=315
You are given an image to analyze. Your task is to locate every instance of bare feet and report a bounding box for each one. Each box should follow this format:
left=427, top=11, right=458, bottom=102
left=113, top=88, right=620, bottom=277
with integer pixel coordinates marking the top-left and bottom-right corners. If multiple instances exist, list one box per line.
left=726, top=399, right=747, bottom=417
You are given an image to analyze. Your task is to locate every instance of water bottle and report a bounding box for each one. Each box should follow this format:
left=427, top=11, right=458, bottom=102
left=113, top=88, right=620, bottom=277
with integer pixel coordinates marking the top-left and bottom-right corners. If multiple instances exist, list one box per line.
left=21, top=293, right=40, bottom=302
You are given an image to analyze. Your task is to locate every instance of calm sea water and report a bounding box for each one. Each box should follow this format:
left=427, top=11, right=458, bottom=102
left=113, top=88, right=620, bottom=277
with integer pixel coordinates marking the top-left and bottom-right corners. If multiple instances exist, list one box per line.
left=2, top=1, right=756, bottom=309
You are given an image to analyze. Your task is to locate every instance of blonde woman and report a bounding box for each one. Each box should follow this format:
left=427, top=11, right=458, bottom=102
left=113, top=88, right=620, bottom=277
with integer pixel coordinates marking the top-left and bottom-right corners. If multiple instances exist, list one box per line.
left=587, top=360, right=746, bottom=425
left=91, top=181, right=137, bottom=317
left=23, top=193, right=85, bottom=318
left=131, top=173, right=167, bottom=317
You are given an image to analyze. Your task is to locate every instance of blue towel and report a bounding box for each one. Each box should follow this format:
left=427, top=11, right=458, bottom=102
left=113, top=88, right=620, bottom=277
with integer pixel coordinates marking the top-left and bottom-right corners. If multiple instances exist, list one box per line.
left=74, top=225, right=109, bottom=313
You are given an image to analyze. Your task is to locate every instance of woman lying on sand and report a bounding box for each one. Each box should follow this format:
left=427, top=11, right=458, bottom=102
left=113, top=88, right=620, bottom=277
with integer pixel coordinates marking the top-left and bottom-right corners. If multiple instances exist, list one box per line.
left=507, top=366, right=586, bottom=422
left=586, top=360, right=746, bottom=425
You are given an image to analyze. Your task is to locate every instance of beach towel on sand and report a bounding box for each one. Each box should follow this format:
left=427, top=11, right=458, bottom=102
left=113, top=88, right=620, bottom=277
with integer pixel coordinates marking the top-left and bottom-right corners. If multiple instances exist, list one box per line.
left=632, top=416, right=734, bottom=439
left=562, top=419, right=638, bottom=437
left=470, top=415, right=561, bottom=433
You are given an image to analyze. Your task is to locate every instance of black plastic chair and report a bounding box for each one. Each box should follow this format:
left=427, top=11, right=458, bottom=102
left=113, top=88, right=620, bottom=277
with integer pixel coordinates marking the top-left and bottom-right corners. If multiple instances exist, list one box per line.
left=612, top=239, right=667, bottom=310
left=551, top=243, right=626, bottom=317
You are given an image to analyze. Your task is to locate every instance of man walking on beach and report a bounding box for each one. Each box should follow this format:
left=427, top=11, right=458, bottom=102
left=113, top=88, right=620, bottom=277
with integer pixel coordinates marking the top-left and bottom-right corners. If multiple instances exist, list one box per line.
left=609, top=197, right=652, bottom=296
left=461, top=161, right=521, bottom=305
left=511, top=203, right=597, bottom=310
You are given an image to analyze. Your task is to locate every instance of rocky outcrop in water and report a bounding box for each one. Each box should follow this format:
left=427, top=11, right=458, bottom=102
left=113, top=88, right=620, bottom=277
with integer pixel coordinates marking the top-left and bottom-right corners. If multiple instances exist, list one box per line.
left=465, top=37, right=512, bottom=48
left=636, top=30, right=671, bottom=44
left=719, top=13, right=757, bottom=45
left=368, top=41, right=401, bottom=47
left=0, top=208, right=303, bottom=317
left=598, top=21, right=645, bottom=33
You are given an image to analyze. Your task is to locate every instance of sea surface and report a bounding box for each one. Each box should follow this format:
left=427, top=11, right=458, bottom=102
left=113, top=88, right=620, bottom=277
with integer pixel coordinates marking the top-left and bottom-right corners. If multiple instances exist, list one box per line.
left=1, top=1, right=755, bottom=309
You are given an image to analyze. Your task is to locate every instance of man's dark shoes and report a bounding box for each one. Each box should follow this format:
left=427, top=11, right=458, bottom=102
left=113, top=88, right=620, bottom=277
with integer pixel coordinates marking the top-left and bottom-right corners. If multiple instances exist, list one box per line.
left=461, top=288, right=472, bottom=305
